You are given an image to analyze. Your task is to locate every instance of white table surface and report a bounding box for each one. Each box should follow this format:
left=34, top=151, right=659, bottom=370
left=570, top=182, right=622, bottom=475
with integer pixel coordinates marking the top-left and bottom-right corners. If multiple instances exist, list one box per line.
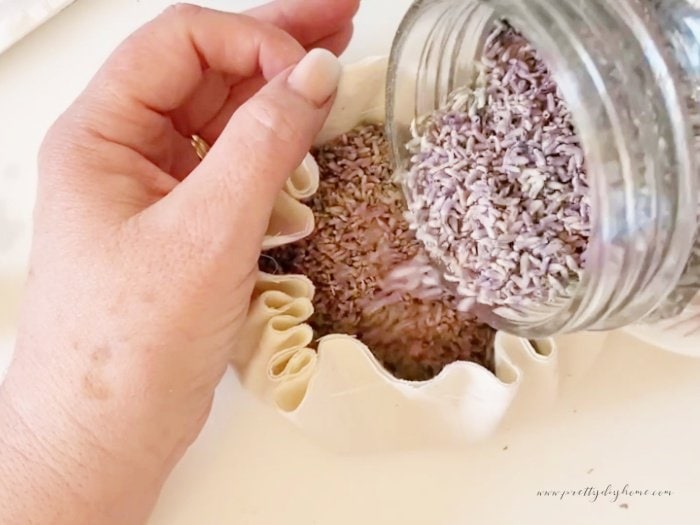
left=1, top=2, right=700, bottom=525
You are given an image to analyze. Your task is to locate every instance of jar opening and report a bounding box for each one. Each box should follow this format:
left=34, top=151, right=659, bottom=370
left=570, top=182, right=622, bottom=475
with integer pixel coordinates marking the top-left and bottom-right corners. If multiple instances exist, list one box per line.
left=387, top=0, right=698, bottom=338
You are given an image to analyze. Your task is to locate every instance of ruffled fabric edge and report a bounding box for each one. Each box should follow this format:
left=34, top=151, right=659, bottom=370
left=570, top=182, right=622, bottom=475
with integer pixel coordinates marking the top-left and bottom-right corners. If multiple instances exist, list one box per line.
left=238, top=272, right=608, bottom=452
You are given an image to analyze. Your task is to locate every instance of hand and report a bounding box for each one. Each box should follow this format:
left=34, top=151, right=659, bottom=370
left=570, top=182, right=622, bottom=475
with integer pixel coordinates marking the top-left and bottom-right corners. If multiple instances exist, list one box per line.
left=0, top=1, right=356, bottom=523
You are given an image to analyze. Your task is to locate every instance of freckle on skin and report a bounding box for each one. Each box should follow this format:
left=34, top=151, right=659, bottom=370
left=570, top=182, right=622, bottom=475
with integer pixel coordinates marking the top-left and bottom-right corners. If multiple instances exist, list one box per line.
left=91, top=345, right=112, bottom=365
left=82, top=374, right=111, bottom=401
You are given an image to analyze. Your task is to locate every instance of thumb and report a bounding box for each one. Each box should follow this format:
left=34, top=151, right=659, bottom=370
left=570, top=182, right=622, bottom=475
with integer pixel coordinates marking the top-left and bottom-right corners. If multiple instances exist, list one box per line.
left=161, top=48, right=341, bottom=257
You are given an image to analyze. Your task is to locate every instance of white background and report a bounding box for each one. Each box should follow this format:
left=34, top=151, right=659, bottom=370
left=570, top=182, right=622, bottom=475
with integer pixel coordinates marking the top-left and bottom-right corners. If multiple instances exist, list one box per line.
left=1, top=2, right=700, bottom=524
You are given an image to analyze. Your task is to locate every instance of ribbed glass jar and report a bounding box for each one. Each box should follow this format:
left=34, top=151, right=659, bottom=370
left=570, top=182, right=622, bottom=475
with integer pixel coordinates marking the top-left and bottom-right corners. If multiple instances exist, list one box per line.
left=387, top=0, right=700, bottom=338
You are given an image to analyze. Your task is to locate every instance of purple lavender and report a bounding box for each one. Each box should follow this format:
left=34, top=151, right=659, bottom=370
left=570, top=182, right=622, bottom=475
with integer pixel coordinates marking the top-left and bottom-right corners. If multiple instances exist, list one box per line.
left=403, top=22, right=591, bottom=313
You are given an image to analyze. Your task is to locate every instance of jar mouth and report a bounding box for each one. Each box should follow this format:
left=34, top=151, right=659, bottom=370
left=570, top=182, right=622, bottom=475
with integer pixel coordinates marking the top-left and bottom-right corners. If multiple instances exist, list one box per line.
left=387, top=0, right=698, bottom=338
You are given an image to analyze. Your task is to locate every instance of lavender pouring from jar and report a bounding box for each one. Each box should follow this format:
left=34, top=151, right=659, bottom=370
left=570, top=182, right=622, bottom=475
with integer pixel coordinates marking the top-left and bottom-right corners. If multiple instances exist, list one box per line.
left=263, top=124, right=496, bottom=382
left=389, top=0, right=700, bottom=339
left=400, top=22, right=591, bottom=320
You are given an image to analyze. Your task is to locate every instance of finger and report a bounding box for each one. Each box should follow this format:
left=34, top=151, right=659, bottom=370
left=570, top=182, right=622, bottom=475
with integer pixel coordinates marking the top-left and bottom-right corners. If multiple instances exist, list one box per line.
left=168, top=69, right=232, bottom=140
left=168, top=0, right=360, bottom=143
left=152, top=49, right=342, bottom=264
left=195, top=23, right=354, bottom=145
left=197, top=77, right=266, bottom=145
left=311, top=22, right=355, bottom=57
left=248, top=0, right=359, bottom=49
left=75, top=5, right=306, bottom=172
left=174, top=19, right=354, bottom=143
left=91, top=5, right=305, bottom=112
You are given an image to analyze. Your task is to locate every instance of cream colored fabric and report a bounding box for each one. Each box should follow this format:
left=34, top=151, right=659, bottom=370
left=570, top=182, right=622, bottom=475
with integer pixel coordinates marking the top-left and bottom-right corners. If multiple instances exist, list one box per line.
left=236, top=273, right=315, bottom=400
left=286, top=332, right=606, bottom=453
left=262, top=154, right=318, bottom=250
left=236, top=56, right=611, bottom=453
left=284, top=154, right=319, bottom=201
left=313, top=56, right=388, bottom=147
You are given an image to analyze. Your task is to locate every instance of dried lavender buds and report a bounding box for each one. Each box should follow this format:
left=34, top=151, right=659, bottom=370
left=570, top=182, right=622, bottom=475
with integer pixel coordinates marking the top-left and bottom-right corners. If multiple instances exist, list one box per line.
left=262, top=124, right=495, bottom=381
left=404, top=22, right=591, bottom=313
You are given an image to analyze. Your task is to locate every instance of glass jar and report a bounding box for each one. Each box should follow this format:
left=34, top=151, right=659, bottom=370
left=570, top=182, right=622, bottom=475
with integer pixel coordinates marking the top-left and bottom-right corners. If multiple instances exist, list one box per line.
left=386, top=0, right=700, bottom=338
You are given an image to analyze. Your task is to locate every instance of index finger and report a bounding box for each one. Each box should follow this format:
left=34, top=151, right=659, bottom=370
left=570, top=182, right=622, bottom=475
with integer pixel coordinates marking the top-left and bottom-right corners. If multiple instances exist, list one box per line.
left=248, top=0, right=360, bottom=48
left=84, top=4, right=306, bottom=115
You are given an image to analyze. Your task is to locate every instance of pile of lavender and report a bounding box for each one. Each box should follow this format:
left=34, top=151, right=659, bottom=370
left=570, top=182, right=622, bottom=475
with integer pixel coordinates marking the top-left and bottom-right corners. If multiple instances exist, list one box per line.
left=404, top=22, right=591, bottom=314
left=262, top=124, right=495, bottom=381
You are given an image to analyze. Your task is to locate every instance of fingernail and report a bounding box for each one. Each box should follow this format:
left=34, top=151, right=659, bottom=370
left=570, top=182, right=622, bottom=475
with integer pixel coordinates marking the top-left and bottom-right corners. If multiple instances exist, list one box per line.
left=288, top=49, right=342, bottom=107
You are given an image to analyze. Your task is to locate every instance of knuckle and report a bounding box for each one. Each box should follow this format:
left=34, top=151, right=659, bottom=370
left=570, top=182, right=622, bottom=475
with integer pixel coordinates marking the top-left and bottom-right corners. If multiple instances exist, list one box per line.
left=37, top=115, right=78, bottom=174
left=164, top=2, right=200, bottom=15
left=162, top=3, right=202, bottom=22
left=244, top=96, right=303, bottom=148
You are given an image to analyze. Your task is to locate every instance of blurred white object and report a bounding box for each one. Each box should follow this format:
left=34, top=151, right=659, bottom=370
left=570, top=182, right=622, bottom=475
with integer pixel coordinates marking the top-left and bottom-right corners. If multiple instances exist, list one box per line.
left=0, top=0, right=75, bottom=54
left=626, top=293, right=700, bottom=356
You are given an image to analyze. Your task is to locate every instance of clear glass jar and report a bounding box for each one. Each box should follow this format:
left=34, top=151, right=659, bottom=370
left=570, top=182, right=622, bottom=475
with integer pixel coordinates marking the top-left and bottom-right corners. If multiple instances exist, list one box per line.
left=387, top=0, right=700, bottom=338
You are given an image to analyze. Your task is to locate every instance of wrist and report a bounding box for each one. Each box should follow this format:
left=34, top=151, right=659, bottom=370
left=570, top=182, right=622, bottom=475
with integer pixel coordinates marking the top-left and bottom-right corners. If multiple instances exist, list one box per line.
left=0, top=387, right=62, bottom=525
left=0, top=363, right=166, bottom=525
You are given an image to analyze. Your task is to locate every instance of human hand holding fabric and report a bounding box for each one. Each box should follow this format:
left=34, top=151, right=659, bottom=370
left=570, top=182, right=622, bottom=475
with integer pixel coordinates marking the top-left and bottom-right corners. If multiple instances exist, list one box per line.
left=0, top=1, right=357, bottom=523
